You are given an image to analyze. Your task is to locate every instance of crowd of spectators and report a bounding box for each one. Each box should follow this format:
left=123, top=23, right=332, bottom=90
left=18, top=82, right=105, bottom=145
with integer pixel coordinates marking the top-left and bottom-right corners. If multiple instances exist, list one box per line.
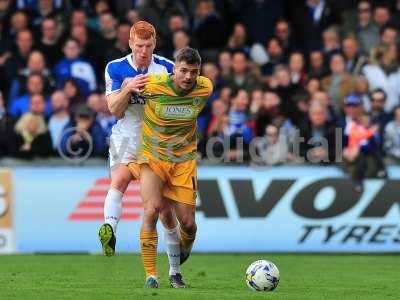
left=1, top=0, right=400, bottom=186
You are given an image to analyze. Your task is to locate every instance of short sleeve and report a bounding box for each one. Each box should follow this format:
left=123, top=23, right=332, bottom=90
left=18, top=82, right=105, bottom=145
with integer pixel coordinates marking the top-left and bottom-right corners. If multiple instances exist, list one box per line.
left=105, top=62, right=122, bottom=96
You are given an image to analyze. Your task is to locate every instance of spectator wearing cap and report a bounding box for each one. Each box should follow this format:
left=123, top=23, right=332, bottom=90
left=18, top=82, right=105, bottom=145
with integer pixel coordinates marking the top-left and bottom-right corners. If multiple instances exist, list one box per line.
left=60, top=104, right=107, bottom=159
left=53, top=38, right=97, bottom=96
left=384, top=106, right=400, bottom=163
left=339, top=93, right=364, bottom=131
left=342, top=93, right=387, bottom=193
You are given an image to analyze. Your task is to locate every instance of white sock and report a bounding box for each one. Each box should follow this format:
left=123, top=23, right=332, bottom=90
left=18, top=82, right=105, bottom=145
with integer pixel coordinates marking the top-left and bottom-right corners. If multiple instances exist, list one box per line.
left=164, top=226, right=181, bottom=276
left=104, top=187, right=123, bottom=232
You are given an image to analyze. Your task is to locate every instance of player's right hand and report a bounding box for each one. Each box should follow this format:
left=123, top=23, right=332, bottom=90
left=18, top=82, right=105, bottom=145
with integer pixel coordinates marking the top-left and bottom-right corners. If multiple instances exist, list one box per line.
left=122, top=74, right=149, bottom=95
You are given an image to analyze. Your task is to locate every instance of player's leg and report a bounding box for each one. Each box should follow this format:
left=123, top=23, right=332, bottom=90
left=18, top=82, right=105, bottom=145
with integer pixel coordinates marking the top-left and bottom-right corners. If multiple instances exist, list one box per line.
left=140, top=163, right=165, bottom=287
left=159, top=201, right=186, bottom=288
left=173, top=201, right=197, bottom=265
left=163, top=159, right=198, bottom=265
left=126, top=162, right=182, bottom=285
left=99, top=164, right=133, bottom=256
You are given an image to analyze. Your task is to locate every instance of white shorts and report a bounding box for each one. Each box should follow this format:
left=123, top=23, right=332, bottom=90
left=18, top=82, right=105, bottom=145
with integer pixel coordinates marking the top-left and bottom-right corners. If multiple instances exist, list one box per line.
left=108, top=134, right=140, bottom=168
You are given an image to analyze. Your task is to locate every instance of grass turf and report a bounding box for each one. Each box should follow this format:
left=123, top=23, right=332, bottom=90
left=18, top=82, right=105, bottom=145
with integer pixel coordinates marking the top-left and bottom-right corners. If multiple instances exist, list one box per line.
left=0, top=254, right=398, bottom=299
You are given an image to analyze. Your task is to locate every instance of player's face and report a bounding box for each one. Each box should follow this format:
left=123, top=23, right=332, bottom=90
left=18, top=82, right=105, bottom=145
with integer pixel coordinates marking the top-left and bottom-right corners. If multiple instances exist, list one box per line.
left=173, top=61, right=200, bottom=92
left=130, top=37, right=155, bottom=68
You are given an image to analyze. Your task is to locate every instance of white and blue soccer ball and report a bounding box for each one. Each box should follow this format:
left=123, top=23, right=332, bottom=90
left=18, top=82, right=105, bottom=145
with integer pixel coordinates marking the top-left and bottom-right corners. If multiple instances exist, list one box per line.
left=245, top=259, right=280, bottom=291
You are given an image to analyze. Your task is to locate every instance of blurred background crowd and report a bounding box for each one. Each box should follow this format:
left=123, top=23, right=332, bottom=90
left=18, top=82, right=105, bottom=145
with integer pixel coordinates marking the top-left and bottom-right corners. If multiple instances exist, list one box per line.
left=1, top=0, right=400, bottom=185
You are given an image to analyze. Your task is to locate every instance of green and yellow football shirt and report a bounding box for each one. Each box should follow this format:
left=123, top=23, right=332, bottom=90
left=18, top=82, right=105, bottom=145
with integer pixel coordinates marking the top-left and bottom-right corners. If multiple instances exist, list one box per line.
left=140, top=73, right=213, bottom=162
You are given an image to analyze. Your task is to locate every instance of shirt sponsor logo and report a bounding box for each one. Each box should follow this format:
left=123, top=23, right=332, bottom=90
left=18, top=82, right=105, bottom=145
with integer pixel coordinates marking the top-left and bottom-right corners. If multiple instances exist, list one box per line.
left=156, top=104, right=197, bottom=120
left=129, top=94, right=145, bottom=105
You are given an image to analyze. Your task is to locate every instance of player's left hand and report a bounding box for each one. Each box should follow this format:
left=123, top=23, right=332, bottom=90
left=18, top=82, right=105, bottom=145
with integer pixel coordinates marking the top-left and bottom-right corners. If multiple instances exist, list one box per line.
left=122, top=75, right=149, bottom=95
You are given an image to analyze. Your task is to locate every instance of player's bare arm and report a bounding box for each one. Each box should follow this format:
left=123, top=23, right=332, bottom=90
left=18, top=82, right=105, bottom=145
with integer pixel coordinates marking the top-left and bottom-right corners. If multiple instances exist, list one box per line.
left=106, top=74, right=149, bottom=118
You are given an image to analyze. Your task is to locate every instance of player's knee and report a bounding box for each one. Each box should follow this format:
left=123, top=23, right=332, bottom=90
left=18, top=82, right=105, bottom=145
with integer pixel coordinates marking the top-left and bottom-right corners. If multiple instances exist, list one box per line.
left=143, top=206, right=159, bottom=223
left=111, top=172, right=131, bottom=192
left=159, top=207, right=175, bottom=228
left=180, top=216, right=197, bottom=234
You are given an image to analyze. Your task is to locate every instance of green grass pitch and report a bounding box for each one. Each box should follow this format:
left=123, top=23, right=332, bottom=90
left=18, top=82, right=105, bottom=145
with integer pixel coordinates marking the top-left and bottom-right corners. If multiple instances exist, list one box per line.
left=0, top=254, right=398, bottom=299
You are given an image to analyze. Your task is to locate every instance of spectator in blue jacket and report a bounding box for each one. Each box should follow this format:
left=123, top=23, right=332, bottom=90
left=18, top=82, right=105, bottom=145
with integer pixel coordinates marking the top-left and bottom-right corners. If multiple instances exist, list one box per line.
left=53, top=38, right=97, bottom=96
left=60, top=104, right=107, bottom=159
left=8, top=73, right=52, bottom=119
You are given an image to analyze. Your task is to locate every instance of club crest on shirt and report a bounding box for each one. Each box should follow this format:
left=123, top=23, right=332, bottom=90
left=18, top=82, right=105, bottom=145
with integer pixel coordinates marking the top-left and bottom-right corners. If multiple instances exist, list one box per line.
left=193, top=97, right=201, bottom=106
left=129, top=94, right=145, bottom=105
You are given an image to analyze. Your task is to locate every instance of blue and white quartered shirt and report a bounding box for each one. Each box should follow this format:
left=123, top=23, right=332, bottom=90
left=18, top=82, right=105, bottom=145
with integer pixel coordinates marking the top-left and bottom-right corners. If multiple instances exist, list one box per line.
left=104, top=54, right=174, bottom=138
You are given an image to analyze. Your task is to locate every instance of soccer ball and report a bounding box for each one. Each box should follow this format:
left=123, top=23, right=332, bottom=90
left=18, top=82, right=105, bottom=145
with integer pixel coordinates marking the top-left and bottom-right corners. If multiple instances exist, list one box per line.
left=245, top=260, right=280, bottom=291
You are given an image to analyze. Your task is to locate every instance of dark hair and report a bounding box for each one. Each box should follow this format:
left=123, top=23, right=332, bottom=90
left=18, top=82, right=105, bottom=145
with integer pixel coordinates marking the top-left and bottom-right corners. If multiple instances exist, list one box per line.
left=175, top=47, right=201, bottom=65
left=370, top=88, right=387, bottom=101
left=118, top=22, right=131, bottom=28
left=380, top=23, right=398, bottom=36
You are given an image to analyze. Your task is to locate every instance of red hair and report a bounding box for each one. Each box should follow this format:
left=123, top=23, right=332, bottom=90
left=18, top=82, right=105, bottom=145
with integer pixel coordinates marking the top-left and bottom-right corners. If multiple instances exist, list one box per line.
left=130, top=21, right=156, bottom=40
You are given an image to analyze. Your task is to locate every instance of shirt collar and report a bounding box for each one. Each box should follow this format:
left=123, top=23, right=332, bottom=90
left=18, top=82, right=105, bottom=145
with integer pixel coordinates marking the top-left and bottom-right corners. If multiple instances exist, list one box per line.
left=127, top=54, right=153, bottom=74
